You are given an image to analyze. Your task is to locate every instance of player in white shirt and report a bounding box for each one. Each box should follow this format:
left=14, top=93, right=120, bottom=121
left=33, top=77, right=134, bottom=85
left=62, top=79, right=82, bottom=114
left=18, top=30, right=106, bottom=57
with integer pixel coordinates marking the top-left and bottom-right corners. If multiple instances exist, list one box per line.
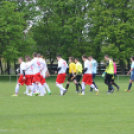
left=37, top=54, right=51, bottom=95
left=80, top=55, right=99, bottom=95
left=24, top=56, right=33, bottom=95
left=26, top=52, right=44, bottom=96
left=12, top=57, right=26, bottom=96
left=55, top=55, right=68, bottom=95
left=88, top=56, right=98, bottom=92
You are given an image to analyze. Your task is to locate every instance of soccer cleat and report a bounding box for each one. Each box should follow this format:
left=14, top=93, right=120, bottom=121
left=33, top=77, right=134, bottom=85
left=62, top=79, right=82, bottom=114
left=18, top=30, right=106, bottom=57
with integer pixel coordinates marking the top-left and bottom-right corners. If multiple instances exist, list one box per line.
left=27, top=92, right=32, bottom=96
left=39, top=94, right=44, bottom=96
left=111, top=88, right=115, bottom=94
left=117, top=87, right=120, bottom=91
left=63, top=89, right=67, bottom=95
left=48, top=91, right=51, bottom=95
left=96, top=90, right=99, bottom=95
left=11, top=94, right=18, bottom=97
left=79, top=93, right=84, bottom=96
left=125, top=89, right=130, bottom=92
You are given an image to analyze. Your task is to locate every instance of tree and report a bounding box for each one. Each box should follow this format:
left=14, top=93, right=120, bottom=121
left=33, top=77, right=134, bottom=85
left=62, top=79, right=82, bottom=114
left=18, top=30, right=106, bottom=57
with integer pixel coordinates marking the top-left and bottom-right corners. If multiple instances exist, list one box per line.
left=0, top=1, right=35, bottom=74
left=89, top=0, right=134, bottom=74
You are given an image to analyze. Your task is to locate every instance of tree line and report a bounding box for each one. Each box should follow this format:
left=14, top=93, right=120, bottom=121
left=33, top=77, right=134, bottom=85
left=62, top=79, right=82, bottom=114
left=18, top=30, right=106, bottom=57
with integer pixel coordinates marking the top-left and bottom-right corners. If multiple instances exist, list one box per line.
left=0, top=0, right=134, bottom=74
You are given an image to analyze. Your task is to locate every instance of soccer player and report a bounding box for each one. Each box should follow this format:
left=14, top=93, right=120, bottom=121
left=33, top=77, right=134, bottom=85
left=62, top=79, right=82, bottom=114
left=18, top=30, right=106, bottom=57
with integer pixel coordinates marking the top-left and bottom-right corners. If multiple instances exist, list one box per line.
left=12, top=57, right=26, bottom=96
left=111, top=58, right=120, bottom=91
left=24, top=56, right=33, bottom=95
left=88, top=56, right=98, bottom=92
left=37, top=54, right=51, bottom=95
left=80, top=55, right=99, bottom=95
left=55, top=55, right=68, bottom=95
left=26, top=52, right=44, bottom=96
left=65, top=57, right=80, bottom=92
left=74, top=58, right=83, bottom=92
left=125, top=56, right=134, bottom=92
left=104, top=55, right=114, bottom=94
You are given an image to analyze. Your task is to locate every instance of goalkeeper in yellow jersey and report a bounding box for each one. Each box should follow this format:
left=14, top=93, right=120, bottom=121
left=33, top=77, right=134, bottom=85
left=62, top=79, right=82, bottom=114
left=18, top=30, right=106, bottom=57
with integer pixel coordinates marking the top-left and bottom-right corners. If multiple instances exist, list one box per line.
left=65, top=57, right=81, bottom=92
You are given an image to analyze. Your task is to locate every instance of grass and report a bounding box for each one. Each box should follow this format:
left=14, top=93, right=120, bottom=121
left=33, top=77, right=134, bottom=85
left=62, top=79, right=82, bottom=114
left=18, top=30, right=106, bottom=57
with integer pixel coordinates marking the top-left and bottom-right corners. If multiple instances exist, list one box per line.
left=0, top=76, right=134, bottom=134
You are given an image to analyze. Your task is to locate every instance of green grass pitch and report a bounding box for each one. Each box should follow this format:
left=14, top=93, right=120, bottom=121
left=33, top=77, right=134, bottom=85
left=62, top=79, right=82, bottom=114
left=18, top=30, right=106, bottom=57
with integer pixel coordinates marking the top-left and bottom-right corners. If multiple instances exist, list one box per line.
left=0, top=76, right=134, bottom=134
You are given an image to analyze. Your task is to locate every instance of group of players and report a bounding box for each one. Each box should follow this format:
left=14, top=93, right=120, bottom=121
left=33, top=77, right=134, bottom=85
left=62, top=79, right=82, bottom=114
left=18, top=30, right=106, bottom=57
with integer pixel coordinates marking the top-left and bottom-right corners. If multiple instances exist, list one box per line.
left=12, top=52, right=134, bottom=96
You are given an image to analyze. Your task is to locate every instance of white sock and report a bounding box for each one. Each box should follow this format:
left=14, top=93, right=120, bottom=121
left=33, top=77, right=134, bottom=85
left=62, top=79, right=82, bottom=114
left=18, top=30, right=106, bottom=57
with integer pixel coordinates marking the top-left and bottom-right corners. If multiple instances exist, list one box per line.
left=90, top=84, right=98, bottom=91
left=38, top=84, right=45, bottom=95
left=56, top=83, right=65, bottom=95
left=32, top=83, right=38, bottom=94
left=44, top=83, right=51, bottom=93
left=26, top=86, right=30, bottom=94
left=82, top=82, right=85, bottom=95
left=15, top=84, right=20, bottom=94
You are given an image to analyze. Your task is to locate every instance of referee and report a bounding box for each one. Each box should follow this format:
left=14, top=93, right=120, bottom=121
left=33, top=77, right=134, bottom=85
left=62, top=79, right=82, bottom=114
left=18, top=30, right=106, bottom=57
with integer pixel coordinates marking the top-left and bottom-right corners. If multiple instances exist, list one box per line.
left=65, top=57, right=80, bottom=92
left=75, top=58, right=83, bottom=92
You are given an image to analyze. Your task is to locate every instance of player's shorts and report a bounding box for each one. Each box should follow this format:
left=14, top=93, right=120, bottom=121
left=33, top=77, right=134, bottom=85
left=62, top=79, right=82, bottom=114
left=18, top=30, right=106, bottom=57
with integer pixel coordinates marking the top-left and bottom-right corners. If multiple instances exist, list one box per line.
left=56, top=73, right=66, bottom=84
left=25, top=75, right=32, bottom=86
left=68, top=73, right=76, bottom=81
left=32, top=73, right=41, bottom=83
left=82, top=74, right=93, bottom=85
left=40, top=76, right=46, bottom=85
left=18, top=75, right=25, bottom=85
left=130, top=74, right=134, bottom=81
left=76, top=75, right=82, bottom=82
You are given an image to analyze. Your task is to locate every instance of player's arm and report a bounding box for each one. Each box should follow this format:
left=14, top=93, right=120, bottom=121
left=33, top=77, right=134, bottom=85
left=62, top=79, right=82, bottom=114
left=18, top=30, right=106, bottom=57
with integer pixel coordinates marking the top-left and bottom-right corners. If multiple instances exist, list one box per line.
left=127, top=68, right=133, bottom=75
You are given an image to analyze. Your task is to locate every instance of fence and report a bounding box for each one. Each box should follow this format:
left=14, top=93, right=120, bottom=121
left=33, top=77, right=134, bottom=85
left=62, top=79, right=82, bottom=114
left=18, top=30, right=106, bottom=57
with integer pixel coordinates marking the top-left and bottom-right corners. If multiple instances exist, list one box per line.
left=0, top=75, right=130, bottom=83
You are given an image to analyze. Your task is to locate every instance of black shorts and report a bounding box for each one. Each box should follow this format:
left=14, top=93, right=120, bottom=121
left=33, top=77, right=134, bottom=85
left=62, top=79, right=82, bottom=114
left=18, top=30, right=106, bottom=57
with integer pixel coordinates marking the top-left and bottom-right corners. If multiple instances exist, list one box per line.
left=105, top=73, right=113, bottom=83
left=68, top=73, right=76, bottom=82
left=76, top=75, right=82, bottom=82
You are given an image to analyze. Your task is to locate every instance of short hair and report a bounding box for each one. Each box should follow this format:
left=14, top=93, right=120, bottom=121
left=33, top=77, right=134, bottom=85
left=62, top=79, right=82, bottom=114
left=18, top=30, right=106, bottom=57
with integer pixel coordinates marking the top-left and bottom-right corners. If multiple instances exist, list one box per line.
left=37, top=53, right=41, bottom=58
left=89, top=55, right=93, bottom=58
left=25, top=55, right=29, bottom=59
left=131, top=56, right=134, bottom=61
left=28, top=57, right=32, bottom=61
left=69, top=56, right=75, bottom=62
left=19, top=57, right=23, bottom=61
left=82, top=55, right=88, bottom=59
left=33, top=52, right=37, bottom=57
left=75, top=58, right=79, bottom=61
left=56, top=54, right=62, bottom=58
left=104, top=55, right=109, bottom=58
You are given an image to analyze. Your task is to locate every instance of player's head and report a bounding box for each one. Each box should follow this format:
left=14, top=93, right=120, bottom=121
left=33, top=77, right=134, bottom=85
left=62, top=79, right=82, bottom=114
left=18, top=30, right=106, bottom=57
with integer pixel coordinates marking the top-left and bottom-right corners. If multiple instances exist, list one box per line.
left=75, top=58, right=79, bottom=63
left=56, top=54, right=62, bottom=61
left=104, top=55, right=109, bottom=61
left=18, top=57, right=23, bottom=64
left=33, top=52, right=37, bottom=58
left=131, top=56, right=134, bottom=61
left=25, top=55, right=29, bottom=61
left=88, top=55, right=93, bottom=61
left=26, top=57, right=32, bottom=62
left=82, top=55, right=88, bottom=61
left=37, top=53, right=41, bottom=58
left=69, top=57, right=74, bottom=63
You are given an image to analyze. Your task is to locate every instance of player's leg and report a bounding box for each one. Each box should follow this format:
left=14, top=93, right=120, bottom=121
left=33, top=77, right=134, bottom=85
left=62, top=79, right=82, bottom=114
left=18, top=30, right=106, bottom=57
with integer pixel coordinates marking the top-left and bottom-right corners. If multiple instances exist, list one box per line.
left=126, top=79, right=132, bottom=92
left=56, top=82, right=66, bottom=95
left=44, top=83, right=51, bottom=95
left=90, top=74, right=95, bottom=92
left=90, top=84, right=99, bottom=95
left=111, top=75, right=119, bottom=91
left=65, top=74, right=71, bottom=90
left=38, top=83, right=46, bottom=96
left=73, top=79, right=80, bottom=92
left=80, top=82, right=86, bottom=95
left=12, top=83, right=20, bottom=96
left=107, top=74, right=114, bottom=94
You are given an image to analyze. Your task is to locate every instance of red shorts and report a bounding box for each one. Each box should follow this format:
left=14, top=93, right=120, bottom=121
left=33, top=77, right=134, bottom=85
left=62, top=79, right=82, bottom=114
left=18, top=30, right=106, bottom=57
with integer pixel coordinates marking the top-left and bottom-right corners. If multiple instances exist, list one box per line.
left=25, top=75, right=32, bottom=86
left=82, top=74, right=93, bottom=85
left=40, top=76, right=46, bottom=85
left=56, top=73, right=66, bottom=84
left=18, top=75, right=25, bottom=85
left=32, top=73, right=41, bottom=83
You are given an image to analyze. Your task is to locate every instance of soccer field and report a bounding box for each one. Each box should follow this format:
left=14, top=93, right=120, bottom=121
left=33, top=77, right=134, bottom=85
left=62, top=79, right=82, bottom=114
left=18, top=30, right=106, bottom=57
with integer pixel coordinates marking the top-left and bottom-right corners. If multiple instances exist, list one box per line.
left=0, top=76, right=134, bottom=134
